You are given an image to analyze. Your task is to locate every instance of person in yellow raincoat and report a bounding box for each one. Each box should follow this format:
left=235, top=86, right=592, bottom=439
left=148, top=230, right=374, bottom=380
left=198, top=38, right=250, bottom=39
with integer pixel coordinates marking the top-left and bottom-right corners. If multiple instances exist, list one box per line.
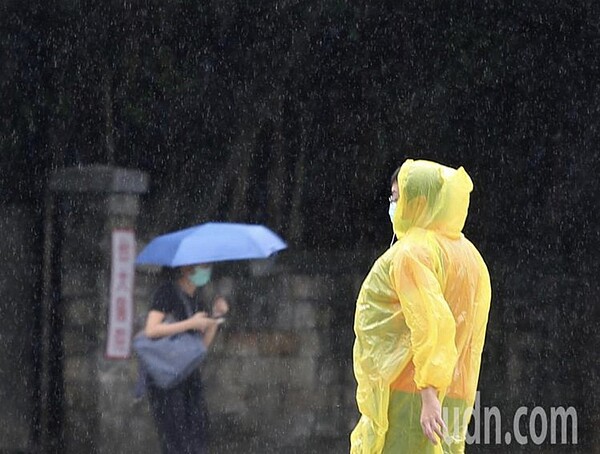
left=351, top=159, right=491, bottom=454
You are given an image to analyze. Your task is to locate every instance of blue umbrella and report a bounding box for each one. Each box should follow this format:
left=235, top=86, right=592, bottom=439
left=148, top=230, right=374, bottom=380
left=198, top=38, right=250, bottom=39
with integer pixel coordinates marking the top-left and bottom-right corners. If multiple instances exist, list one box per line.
left=136, top=222, right=288, bottom=267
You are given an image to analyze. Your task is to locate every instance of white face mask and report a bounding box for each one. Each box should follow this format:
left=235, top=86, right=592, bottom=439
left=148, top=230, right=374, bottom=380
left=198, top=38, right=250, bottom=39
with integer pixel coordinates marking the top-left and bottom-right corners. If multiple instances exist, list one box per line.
left=388, top=201, right=397, bottom=222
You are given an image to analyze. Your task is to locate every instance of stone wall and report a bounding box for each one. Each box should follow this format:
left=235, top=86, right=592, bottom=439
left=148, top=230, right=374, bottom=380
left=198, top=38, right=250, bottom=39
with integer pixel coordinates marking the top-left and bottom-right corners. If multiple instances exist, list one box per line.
left=472, top=256, right=598, bottom=454
left=0, top=178, right=596, bottom=453
left=132, top=251, right=371, bottom=453
left=0, top=205, right=38, bottom=453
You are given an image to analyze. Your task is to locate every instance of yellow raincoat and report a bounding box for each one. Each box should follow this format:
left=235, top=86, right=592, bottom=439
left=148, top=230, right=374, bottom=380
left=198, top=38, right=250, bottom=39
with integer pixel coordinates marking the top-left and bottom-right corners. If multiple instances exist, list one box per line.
left=351, top=160, right=491, bottom=453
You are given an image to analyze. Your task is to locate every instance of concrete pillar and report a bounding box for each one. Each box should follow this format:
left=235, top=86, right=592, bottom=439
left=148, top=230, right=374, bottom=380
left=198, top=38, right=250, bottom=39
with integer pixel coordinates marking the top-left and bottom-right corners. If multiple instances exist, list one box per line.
left=48, top=165, right=148, bottom=453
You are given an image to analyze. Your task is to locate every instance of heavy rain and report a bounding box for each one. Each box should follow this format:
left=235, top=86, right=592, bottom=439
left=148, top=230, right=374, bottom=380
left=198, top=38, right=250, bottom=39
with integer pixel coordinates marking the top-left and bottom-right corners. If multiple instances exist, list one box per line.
left=0, top=1, right=597, bottom=453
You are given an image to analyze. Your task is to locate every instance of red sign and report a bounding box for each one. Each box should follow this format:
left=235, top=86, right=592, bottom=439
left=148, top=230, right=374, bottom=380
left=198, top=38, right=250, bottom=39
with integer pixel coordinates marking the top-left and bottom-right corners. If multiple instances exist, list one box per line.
left=106, top=229, right=136, bottom=359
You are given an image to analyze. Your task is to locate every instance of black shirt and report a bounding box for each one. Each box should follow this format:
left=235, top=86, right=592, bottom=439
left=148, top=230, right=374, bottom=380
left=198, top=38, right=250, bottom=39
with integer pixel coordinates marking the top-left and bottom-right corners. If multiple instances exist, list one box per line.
left=150, top=282, right=207, bottom=321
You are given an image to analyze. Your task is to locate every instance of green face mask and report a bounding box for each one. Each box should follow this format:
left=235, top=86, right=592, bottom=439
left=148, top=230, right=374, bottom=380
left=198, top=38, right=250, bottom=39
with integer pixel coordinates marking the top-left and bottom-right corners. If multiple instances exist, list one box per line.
left=189, top=266, right=212, bottom=287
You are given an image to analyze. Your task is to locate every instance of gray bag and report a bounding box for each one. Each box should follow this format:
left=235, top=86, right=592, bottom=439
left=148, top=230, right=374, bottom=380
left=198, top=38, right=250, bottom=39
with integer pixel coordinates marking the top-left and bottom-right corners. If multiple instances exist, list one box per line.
left=133, top=289, right=206, bottom=389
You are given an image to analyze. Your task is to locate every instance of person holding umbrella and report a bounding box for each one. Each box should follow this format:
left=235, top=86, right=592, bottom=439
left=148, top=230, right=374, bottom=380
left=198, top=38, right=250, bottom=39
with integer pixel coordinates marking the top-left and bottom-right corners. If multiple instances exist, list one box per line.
left=136, top=222, right=287, bottom=454
left=144, top=263, right=228, bottom=454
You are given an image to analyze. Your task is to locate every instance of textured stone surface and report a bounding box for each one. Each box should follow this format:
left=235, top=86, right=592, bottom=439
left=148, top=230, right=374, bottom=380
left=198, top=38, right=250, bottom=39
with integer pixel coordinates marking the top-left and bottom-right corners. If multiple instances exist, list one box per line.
left=1, top=189, right=596, bottom=453
left=52, top=167, right=148, bottom=453
left=50, top=165, right=149, bottom=195
left=0, top=205, right=37, bottom=452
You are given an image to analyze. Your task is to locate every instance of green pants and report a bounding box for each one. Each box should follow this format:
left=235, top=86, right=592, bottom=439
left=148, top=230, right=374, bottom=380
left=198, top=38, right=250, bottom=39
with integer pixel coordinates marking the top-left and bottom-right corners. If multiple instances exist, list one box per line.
left=382, top=391, right=469, bottom=454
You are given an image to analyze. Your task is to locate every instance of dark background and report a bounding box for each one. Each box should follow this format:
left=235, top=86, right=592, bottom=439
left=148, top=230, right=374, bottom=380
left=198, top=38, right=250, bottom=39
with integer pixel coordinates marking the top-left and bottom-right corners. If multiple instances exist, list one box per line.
left=1, top=0, right=598, bottom=451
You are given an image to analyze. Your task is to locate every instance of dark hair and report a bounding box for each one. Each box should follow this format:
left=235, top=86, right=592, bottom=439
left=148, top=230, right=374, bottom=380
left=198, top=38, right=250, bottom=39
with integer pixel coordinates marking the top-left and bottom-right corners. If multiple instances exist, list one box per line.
left=159, top=266, right=184, bottom=282
left=390, top=166, right=402, bottom=185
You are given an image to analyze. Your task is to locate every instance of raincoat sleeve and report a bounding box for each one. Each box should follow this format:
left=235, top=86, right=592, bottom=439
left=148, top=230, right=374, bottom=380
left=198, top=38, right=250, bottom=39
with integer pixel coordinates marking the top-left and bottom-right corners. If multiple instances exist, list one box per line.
left=391, top=242, right=458, bottom=392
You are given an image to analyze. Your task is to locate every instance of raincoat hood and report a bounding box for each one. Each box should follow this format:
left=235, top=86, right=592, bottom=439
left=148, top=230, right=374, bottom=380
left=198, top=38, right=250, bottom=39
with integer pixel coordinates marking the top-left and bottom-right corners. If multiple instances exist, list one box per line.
left=391, top=159, right=473, bottom=240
